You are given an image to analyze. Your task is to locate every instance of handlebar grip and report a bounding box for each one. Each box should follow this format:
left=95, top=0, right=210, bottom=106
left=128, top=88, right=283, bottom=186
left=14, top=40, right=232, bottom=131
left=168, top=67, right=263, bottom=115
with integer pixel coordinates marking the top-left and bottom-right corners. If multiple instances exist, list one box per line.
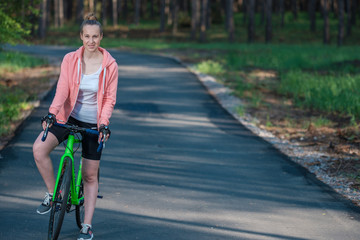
left=41, top=122, right=50, bottom=142
left=97, top=141, right=103, bottom=153
left=41, top=128, right=49, bottom=142
left=86, top=129, right=99, bottom=135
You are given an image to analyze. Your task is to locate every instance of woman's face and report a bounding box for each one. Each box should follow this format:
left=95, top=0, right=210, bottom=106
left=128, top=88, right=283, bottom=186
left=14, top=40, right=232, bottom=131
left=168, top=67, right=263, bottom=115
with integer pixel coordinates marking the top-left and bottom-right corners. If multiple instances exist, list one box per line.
left=80, top=25, right=103, bottom=53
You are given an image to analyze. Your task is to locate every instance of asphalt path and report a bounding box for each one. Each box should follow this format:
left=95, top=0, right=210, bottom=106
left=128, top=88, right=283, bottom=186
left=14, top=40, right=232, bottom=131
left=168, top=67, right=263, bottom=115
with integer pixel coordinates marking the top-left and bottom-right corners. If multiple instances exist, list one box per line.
left=1, top=45, right=360, bottom=240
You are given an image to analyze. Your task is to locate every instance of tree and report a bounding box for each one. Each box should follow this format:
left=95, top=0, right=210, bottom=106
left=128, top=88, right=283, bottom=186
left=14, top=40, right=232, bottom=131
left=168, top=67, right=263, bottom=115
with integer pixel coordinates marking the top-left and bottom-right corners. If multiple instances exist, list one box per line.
left=279, top=0, right=285, bottom=27
left=265, top=0, right=272, bottom=43
left=59, top=0, right=64, bottom=27
left=76, top=0, right=84, bottom=24
left=337, top=0, right=345, bottom=46
left=89, top=0, right=95, bottom=12
left=172, top=0, right=179, bottom=35
left=191, top=0, right=199, bottom=40
left=102, top=0, right=108, bottom=26
left=112, top=0, right=118, bottom=26
left=292, top=0, right=298, bottom=20
left=123, top=0, right=128, bottom=20
left=0, top=7, right=29, bottom=45
left=134, top=0, right=141, bottom=25
left=345, top=0, right=352, bottom=36
left=200, top=0, right=209, bottom=42
left=323, top=0, right=330, bottom=44
left=226, top=0, right=234, bottom=42
left=247, top=0, right=255, bottom=43
left=160, top=0, right=166, bottom=32
left=309, top=0, right=316, bottom=32
left=54, top=0, right=59, bottom=27
left=38, top=0, right=48, bottom=39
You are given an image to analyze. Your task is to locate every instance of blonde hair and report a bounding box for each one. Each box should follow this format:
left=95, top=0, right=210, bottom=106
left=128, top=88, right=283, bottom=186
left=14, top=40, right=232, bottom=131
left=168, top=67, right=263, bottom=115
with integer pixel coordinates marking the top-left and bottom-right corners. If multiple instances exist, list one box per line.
left=80, top=13, right=103, bottom=34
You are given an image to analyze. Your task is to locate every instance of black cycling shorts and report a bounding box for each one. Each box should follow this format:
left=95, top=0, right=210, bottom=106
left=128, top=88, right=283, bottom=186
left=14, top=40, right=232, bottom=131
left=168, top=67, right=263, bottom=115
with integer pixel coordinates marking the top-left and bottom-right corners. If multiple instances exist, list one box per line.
left=49, top=116, right=102, bottom=160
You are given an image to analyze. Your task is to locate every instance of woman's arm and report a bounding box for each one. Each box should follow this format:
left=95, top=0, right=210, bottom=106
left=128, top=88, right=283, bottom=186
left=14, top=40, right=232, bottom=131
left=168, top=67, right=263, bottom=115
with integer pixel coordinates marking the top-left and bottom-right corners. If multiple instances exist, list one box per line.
left=99, top=62, right=118, bottom=126
left=49, top=56, right=71, bottom=116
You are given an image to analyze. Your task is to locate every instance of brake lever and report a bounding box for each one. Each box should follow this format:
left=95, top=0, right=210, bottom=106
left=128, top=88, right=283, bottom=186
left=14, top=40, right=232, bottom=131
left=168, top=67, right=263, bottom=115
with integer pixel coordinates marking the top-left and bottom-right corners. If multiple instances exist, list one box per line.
left=102, top=133, right=107, bottom=149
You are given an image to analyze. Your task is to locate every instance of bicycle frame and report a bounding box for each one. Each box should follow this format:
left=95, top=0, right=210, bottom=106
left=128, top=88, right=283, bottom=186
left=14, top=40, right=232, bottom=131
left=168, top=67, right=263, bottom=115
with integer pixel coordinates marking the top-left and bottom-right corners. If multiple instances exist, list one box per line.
left=53, top=133, right=83, bottom=206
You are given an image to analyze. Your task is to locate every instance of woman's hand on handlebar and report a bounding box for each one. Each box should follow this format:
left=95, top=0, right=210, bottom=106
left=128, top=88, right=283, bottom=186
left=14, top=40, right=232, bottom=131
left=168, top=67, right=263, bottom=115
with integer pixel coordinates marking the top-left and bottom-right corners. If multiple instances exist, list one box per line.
left=41, top=113, right=56, bottom=130
left=98, top=125, right=111, bottom=144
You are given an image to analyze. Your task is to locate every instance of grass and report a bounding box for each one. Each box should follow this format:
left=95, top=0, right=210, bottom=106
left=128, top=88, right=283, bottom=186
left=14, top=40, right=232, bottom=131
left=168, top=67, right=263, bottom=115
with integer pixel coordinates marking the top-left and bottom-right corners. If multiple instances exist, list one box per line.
left=0, top=51, right=47, bottom=75
left=0, top=50, right=46, bottom=136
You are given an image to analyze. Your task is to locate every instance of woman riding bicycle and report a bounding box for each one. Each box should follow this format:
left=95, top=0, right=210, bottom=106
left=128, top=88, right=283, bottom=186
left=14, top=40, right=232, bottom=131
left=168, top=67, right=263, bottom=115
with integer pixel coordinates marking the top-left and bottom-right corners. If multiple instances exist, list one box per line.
left=33, top=13, right=118, bottom=240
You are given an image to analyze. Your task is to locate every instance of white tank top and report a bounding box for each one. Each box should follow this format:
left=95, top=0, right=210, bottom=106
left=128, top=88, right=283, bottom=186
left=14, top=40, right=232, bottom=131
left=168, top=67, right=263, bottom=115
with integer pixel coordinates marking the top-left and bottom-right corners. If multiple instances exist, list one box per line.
left=70, top=66, right=102, bottom=123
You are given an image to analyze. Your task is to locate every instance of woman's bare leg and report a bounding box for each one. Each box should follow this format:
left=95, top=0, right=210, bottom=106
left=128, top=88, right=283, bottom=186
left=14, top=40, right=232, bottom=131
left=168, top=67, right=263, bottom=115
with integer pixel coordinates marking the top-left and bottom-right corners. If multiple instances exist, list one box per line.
left=82, top=158, right=100, bottom=225
left=33, top=131, right=59, bottom=193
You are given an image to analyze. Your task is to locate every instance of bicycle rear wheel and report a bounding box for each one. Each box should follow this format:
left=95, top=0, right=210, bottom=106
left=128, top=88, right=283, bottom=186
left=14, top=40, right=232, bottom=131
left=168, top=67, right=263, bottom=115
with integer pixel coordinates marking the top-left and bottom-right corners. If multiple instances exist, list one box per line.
left=48, top=157, right=72, bottom=240
left=75, top=180, right=85, bottom=229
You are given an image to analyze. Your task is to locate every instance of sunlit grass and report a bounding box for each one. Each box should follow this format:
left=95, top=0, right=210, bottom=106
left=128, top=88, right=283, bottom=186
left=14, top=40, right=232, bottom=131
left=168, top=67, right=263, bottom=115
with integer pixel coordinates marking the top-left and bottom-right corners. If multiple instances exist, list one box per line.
left=0, top=51, right=47, bottom=75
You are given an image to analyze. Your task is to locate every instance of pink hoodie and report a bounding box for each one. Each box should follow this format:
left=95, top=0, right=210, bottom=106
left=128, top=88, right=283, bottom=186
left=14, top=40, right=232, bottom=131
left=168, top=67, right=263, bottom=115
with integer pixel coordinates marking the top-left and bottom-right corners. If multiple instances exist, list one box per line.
left=49, top=46, right=118, bottom=128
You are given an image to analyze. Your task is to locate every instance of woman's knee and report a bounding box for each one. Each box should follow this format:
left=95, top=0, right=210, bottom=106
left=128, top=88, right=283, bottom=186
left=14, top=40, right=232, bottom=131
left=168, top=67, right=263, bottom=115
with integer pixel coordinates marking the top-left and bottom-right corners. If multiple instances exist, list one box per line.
left=33, top=140, right=48, bottom=162
left=83, top=171, right=98, bottom=184
left=33, top=132, right=57, bottom=162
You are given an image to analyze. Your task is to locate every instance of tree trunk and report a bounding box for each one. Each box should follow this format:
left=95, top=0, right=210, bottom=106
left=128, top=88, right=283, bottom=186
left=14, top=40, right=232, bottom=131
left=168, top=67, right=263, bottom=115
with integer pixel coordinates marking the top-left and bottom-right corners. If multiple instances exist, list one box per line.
left=166, top=0, right=172, bottom=25
left=260, top=0, right=265, bottom=25
left=191, top=0, right=199, bottom=40
left=206, top=0, right=211, bottom=29
left=59, top=0, right=64, bottom=27
left=224, top=0, right=228, bottom=30
left=323, top=0, right=330, bottom=44
left=265, top=0, right=272, bottom=43
left=345, top=0, right=352, bottom=36
left=248, top=0, right=255, bottom=43
left=134, top=0, right=140, bottom=25
left=38, top=0, right=48, bottom=39
left=76, top=0, right=84, bottom=24
left=200, top=0, right=209, bottom=42
left=160, top=0, right=166, bottom=32
left=351, top=0, right=357, bottom=25
left=150, top=0, right=154, bottom=18
left=173, top=0, right=179, bottom=34
left=292, top=0, right=298, bottom=20
left=112, top=0, right=118, bottom=26
left=226, top=0, right=234, bottom=42
left=309, top=0, right=316, bottom=32
left=337, top=0, right=345, bottom=46
left=242, top=0, right=247, bottom=23
left=89, top=0, right=95, bottom=12
left=280, top=0, right=285, bottom=27
left=54, top=0, right=59, bottom=27
left=102, top=0, right=108, bottom=26
left=123, top=0, right=128, bottom=20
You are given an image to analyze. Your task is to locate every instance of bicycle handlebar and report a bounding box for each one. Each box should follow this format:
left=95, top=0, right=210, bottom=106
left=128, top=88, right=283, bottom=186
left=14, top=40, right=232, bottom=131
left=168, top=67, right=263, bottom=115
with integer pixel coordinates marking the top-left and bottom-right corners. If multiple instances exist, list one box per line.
left=41, top=122, right=106, bottom=152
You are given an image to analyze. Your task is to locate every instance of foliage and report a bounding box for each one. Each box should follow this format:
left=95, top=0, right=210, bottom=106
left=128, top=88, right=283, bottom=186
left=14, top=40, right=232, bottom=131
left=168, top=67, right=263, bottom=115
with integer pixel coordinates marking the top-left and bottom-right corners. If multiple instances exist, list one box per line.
left=0, top=51, right=46, bottom=135
left=195, top=60, right=225, bottom=76
left=0, top=85, right=29, bottom=135
left=0, top=8, right=29, bottom=45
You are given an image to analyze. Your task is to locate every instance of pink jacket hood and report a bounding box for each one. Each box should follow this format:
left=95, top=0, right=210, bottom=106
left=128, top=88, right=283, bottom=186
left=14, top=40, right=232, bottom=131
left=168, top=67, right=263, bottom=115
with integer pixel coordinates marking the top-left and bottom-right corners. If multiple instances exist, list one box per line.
left=49, top=46, right=118, bottom=127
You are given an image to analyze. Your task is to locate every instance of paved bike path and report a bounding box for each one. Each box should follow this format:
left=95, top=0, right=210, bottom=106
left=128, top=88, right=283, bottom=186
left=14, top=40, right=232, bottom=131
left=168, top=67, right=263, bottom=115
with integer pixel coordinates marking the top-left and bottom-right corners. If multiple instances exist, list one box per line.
left=1, top=45, right=360, bottom=239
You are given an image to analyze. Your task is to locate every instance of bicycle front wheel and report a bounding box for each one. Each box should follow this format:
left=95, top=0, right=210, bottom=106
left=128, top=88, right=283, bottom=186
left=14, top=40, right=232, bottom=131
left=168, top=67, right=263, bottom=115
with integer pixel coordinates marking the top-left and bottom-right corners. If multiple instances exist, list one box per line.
left=48, top=157, right=72, bottom=240
left=75, top=180, right=85, bottom=229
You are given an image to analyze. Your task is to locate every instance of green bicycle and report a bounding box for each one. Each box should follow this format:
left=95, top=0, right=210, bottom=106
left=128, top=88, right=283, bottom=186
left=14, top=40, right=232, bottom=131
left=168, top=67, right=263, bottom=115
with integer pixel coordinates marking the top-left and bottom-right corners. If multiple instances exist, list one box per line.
left=41, top=119, right=105, bottom=240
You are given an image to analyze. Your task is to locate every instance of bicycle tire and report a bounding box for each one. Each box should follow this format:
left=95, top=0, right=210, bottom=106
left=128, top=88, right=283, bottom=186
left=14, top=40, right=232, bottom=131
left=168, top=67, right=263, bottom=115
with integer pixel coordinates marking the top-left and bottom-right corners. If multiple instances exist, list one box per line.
left=48, top=157, right=72, bottom=240
left=75, top=180, right=85, bottom=229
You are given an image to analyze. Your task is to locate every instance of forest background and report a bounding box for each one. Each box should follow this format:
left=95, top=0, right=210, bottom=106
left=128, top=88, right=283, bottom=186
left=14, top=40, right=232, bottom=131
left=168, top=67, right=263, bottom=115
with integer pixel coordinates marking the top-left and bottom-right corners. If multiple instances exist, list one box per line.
left=2, top=0, right=360, bottom=203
